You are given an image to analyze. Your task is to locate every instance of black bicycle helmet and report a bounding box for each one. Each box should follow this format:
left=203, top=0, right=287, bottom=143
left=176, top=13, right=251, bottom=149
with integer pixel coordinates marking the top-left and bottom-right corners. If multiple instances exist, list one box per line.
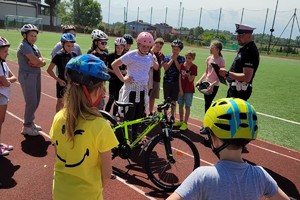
left=123, top=34, right=133, bottom=45
left=66, top=54, right=110, bottom=86
left=171, top=39, right=184, bottom=50
left=196, top=81, right=211, bottom=95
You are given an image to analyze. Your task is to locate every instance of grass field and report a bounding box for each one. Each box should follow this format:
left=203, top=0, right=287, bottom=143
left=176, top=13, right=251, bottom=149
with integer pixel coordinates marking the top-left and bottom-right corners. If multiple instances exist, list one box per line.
left=1, top=29, right=299, bottom=151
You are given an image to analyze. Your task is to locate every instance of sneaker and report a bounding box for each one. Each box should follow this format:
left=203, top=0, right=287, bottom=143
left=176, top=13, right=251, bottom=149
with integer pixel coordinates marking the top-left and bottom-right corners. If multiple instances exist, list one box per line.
left=0, top=143, right=13, bottom=151
left=173, top=121, right=183, bottom=127
left=33, top=123, right=42, bottom=131
left=179, top=122, right=188, bottom=131
left=21, top=126, right=40, bottom=136
left=0, top=146, right=9, bottom=156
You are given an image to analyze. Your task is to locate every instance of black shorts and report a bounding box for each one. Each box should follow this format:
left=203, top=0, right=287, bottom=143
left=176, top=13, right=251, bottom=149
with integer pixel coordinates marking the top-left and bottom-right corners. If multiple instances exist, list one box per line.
left=163, top=81, right=179, bottom=101
left=226, top=86, right=252, bottom=101
left=56, top=82, right=66, bottom=98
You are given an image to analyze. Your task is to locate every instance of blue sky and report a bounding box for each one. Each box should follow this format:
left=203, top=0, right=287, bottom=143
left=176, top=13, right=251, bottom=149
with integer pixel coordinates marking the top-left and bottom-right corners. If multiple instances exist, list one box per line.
left=98, top=0, right=300, bottom=38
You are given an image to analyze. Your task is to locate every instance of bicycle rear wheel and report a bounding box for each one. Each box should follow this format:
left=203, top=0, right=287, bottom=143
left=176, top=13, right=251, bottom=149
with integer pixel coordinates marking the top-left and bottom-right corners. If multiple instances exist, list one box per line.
left=144, top=132, right=200, bottom=192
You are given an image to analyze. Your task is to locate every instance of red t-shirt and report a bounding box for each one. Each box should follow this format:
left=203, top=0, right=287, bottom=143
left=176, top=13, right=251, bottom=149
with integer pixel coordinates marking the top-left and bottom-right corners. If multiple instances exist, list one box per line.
left=180, top=63, right=198, bottom=93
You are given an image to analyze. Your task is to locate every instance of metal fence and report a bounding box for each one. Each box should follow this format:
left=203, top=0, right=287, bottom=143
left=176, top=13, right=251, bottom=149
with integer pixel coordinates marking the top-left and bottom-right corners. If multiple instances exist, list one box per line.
left=103, top=5, right=300, bottom=40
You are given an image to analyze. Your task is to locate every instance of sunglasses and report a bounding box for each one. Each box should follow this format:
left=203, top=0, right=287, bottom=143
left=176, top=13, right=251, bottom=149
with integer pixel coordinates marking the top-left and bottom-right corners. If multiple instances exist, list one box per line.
left=100, top=41, right=107, bottom=45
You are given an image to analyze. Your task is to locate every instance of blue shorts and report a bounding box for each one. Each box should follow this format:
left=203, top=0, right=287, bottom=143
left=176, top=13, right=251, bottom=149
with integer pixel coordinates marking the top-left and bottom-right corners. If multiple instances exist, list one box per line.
left=177, top=93, right=193, bottom=107
left=0, top=93, right=8, bottom=105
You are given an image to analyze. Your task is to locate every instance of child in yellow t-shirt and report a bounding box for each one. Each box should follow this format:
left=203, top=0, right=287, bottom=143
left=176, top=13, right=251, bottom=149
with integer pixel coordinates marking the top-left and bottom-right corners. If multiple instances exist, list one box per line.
left=49, top=54, right=118, bottom=200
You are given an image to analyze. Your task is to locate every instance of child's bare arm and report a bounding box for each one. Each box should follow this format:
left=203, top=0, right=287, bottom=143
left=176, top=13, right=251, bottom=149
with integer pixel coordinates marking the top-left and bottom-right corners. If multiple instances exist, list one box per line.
left=100, top=151, right=113, bottom=187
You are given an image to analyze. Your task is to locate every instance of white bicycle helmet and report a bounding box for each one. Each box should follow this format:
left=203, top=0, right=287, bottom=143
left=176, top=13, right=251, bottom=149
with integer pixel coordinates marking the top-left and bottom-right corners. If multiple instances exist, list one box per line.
left=21, top=24, right=39, bottom=35
left=91, top=29, right=108, bottom=41
left=114, top=37, right=127, bottom=46
left=0, top=37, right=10, bottom=47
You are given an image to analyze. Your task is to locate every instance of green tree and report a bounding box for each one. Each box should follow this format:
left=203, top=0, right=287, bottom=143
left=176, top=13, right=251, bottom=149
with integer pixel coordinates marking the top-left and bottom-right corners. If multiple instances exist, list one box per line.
left=56, top=0, right=73, bottom=25
left=45, top=0, right=61, bottom=29
left=73, top=0, right=102, bottom=27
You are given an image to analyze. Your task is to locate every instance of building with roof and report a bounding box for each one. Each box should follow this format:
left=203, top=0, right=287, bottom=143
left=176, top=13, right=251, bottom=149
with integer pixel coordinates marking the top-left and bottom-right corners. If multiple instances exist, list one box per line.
left=0, top=0, right=60, bottom=30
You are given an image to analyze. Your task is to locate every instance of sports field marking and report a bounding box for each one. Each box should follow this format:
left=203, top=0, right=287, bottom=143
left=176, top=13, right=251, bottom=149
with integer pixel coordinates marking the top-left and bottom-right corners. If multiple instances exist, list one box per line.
left=115, top=176, right=157, bottom=200
left=249, top=143, right=300, bottom=162
left=195, top=95, right=300, bottom=126
left=6, top=110, right=51, bottom=139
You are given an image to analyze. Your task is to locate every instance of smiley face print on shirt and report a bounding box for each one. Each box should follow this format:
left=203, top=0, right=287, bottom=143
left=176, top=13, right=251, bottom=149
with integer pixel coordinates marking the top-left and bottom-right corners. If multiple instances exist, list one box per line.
left=55, top=125, right=90, bottom=168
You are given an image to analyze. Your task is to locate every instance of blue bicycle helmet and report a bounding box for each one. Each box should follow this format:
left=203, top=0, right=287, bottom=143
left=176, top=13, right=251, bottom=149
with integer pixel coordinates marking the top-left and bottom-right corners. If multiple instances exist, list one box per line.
left=66, top=54, right=110, bottom=86
left=60, top=33, right=76, bottom=43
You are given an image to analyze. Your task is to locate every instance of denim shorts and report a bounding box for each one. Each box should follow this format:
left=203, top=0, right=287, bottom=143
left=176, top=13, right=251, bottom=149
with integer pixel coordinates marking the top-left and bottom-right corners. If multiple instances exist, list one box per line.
left=177, top=93, right=193, bottom=107
left=0, top=93, right=8, bottom=105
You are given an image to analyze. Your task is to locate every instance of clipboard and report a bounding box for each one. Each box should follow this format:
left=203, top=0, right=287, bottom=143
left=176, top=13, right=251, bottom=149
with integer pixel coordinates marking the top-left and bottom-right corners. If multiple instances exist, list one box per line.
left=211, top=63, right=227, bottom=85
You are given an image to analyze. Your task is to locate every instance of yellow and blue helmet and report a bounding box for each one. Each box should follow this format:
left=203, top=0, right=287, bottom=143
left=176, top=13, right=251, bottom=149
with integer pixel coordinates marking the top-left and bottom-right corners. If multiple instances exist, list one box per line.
left=203, top=98, right=258, bottom=140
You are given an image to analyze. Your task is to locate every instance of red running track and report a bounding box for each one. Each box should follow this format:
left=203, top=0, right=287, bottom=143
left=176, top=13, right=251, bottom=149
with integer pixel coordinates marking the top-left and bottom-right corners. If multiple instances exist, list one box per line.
left=0, top=60, right=299, bottom=200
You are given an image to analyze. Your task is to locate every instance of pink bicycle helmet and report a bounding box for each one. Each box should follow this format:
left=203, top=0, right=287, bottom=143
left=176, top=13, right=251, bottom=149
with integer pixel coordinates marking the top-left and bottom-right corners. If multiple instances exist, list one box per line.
left=136, top=32, right=154, bottom=46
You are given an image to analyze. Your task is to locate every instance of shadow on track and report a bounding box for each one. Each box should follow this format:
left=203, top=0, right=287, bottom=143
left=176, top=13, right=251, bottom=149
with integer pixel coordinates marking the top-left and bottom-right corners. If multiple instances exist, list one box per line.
left=245, top=159, right=300, bottom=199
left=112, top=145, right=171, bottom=199
left=21, top=135, right=52, bottom=157
left=0, top=157, right=20, bottom=189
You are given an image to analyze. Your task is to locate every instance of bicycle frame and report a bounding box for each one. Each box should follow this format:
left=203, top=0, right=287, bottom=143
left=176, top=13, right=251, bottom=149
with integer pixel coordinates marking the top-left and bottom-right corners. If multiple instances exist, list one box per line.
left=112, top=112, right=164, bottom=148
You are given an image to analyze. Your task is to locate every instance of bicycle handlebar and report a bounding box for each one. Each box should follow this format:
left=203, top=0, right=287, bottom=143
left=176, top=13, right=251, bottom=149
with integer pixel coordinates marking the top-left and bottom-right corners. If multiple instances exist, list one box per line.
left=157, top=97, right=175, bottom=112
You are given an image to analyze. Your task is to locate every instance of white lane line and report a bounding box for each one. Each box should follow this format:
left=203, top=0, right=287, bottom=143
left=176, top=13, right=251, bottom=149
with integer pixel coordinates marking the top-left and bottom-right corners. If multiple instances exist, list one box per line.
left=249, top=143, right=300, bottom=162
left=6, top=111, right=50, bottom=139
left=115, top=176, right=157, bottom=200
left=255, top=112, right=300, bottom=125
left=194, top=94, right=300, bottom=125
left=14, top=81, right=57, bottom=101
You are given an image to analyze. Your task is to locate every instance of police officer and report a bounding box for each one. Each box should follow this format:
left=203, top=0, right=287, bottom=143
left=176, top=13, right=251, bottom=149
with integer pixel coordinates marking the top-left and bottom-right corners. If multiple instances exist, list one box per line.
left=220, top=24, right=259, bottom=101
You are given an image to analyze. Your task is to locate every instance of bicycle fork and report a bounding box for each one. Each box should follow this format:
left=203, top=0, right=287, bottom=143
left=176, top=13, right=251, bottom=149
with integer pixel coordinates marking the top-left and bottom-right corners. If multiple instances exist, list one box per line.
left=162, top=127, right=176, bottom=164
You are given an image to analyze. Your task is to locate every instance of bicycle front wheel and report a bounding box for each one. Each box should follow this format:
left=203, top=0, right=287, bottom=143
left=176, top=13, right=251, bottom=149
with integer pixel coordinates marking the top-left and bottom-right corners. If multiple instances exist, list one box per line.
left=145, top=132, right=200, bottom=192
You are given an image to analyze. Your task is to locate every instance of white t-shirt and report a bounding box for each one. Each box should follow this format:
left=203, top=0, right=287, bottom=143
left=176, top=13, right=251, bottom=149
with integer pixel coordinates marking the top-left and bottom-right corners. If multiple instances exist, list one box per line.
left=0, top=61, right=11, bottom=98
left=120, top=49, right=153, bottom=84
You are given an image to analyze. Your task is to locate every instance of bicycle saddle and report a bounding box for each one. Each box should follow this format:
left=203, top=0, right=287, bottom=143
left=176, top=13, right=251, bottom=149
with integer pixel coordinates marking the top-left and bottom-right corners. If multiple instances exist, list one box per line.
left=115, top=101, right=134, bottom=107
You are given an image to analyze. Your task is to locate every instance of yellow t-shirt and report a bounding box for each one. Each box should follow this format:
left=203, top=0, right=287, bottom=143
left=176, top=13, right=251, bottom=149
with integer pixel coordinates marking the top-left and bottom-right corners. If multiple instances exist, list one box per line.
left=49, top=110, right=119, bottom=200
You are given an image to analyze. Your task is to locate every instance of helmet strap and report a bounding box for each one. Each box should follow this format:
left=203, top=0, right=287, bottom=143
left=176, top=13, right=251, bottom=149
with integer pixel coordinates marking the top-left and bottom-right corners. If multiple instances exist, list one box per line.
left=207, top=133, right=230, bottom=159
left=137, top=44, right=150, bottom=56
left=212, top=141, right=230, bottom=159
left=62, top=43, right=67, bottom=53
left=82, top=85, right=102, bottom=107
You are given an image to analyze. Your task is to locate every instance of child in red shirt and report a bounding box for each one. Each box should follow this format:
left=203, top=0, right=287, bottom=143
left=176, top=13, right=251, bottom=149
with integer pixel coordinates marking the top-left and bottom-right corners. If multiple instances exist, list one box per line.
left=174, top=50, right=197, bottom=131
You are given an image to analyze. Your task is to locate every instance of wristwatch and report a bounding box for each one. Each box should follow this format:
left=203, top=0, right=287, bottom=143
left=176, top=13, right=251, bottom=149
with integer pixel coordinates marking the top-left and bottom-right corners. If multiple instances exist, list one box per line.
left=225, top=71, right=230, bottom=78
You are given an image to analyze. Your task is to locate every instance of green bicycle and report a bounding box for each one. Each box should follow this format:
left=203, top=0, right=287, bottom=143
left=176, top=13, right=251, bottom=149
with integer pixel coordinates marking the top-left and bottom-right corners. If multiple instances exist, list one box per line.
left=100, top=99, right=200, bottom=192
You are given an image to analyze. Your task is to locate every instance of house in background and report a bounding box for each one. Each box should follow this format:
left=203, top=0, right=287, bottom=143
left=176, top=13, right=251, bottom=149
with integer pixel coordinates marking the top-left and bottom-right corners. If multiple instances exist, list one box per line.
left=127, top=20, right=156, bottom=36
left=154, top=23, right=173, bottom=36
left=0, top=0, right=61, bottom=30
